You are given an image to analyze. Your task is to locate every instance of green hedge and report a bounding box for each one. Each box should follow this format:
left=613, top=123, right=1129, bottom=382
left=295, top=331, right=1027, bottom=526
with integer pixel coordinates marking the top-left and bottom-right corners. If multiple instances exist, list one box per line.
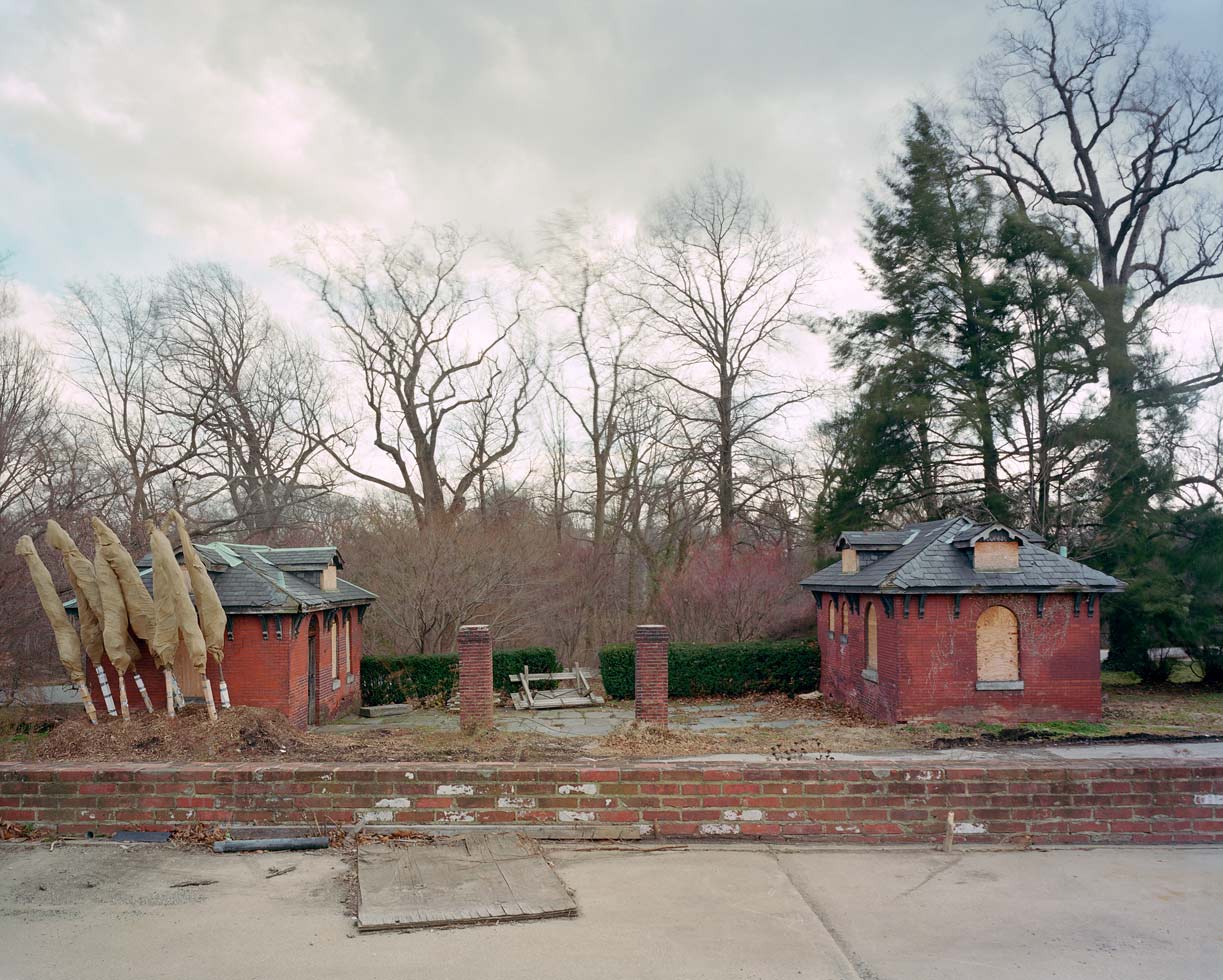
left=598, top=639, right=819, bottom=700
left=361, top=647, right=561, bottom=705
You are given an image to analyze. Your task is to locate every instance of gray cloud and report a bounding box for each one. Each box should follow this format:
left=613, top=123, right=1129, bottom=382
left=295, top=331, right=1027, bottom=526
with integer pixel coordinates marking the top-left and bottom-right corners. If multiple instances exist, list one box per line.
left=1, top=0, right=1220, bottom=330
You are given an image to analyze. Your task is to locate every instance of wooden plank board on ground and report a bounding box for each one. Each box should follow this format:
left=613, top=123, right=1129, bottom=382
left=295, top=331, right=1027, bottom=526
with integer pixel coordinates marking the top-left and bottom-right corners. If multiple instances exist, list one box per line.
left=356, top=833, right=578, bottom=932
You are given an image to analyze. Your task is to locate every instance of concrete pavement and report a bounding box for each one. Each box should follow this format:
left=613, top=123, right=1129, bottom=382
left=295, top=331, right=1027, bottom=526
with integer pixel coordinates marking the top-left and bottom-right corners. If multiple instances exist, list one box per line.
left=0, top=841, right=1218, bottom=979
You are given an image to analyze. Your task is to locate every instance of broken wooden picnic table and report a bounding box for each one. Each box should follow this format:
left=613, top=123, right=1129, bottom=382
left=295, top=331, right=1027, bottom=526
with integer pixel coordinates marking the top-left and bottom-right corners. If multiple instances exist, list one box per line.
left=508, top=666, right=605, bottom=710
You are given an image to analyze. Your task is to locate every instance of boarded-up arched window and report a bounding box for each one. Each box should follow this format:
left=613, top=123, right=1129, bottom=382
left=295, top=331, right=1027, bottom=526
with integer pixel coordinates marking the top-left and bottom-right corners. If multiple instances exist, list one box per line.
left=977, top=606, right=1020, bottom=681
left=841, top=601, right=850, bottom=636
left=865, top=603, right=878, bottom=671
left=828, top=598, right=836, bottom=634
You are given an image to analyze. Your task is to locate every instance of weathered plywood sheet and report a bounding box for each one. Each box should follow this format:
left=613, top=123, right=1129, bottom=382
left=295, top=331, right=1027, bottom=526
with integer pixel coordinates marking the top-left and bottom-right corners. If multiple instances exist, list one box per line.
left=356, top=834, right=577, bottom=932
left=977, top=605, right=1020, bottom=681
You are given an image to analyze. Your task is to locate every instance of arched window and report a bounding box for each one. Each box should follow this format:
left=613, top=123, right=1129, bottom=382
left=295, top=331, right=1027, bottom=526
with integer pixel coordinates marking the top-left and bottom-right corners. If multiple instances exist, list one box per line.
left=977, top=605, right=1020, bottom=681
left=865, top=602, right=878, bottom=671
left=841, top=601, right=850, bottom=636
left=828, top=598, right=836, bottom=635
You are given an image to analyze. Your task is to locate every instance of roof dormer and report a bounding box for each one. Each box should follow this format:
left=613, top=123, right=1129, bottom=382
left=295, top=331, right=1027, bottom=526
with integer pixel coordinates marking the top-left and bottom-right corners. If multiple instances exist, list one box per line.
left=952, top=523, right=1025, bottom=572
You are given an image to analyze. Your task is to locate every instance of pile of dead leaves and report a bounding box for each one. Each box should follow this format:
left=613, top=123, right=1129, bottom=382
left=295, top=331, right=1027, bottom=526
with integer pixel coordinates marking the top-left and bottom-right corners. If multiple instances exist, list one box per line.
left=170, top=823, right=228, bottom=847
left=0, top=819, right=52, bottom=841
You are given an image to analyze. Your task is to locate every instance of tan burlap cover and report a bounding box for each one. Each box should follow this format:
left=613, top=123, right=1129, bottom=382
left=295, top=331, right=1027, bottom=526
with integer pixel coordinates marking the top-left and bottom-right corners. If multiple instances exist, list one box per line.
left=92, top=517, right=155, bottom=642
left=171, top=510, right=226, bottom=664
left=91, top=545, right=134, bottom=675
left=16, top=535, right=85, bottom=686
left=149, top=526, right=207, bottom=674
left=45, top=520, right=108, bottom=666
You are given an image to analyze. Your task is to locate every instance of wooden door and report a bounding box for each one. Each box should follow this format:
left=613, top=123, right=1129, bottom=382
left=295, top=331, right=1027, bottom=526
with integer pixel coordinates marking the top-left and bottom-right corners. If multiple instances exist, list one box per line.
left=173, top=640, right=204, bottom=698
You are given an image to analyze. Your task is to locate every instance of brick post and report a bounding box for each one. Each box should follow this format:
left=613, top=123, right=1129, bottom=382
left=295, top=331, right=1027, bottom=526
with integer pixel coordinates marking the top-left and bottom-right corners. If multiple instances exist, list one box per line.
left=634, top=624, right=669, bottom=726
left=458, top=624, right=494, bottom=733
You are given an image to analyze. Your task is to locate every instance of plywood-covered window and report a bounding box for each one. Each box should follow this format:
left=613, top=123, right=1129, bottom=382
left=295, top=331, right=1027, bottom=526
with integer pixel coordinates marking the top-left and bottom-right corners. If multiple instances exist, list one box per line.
left=841, top=602, right=850, bottom=636
left=828, top=599, right=836, bottom=634
left=976, top=605, right=1019, bottom=681
left=330, top=617, right=339, bottom=680
left=865, top=602, right=878, bottom=671
left=344, top=611, right=352, bottom=677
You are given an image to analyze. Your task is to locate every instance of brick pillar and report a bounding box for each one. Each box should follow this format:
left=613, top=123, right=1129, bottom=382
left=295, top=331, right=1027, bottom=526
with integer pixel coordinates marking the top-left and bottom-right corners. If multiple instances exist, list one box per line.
left=634, top=624, right=669, bottom=726
left=458, top=624, right=494, bottom=733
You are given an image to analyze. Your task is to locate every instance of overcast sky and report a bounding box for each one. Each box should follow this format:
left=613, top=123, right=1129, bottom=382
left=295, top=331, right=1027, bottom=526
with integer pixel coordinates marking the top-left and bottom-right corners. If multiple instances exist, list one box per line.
left=2, top=0, right=1221, bottom=358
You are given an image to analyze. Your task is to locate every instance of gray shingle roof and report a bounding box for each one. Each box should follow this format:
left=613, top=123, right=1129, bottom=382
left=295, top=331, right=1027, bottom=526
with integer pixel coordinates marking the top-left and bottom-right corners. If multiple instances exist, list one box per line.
left=801, top=516, right=1124, bottom=594
left=95, top=541, right=376, bottom=615
left=835, top=530, right=911, bottom=551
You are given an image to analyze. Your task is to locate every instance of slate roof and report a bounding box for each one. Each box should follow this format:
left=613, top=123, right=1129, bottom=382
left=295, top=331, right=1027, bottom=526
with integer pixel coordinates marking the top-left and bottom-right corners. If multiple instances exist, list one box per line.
left=73, top=542, right=376, bottom=616
left=835, top=530, right=910, bottom=552
left=801, top=517, right=1124, bottom=595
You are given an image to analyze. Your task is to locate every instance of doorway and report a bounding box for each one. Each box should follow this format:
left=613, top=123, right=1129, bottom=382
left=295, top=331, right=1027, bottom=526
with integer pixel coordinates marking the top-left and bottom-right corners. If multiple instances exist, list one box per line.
left=307, top=616, right=319, bottom=725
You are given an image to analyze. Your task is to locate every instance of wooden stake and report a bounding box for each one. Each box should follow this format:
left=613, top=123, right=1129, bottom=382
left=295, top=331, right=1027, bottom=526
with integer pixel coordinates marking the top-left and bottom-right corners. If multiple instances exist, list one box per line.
left=132, top=671, right=154, bottom=713
left=943, top=811, right=955, bottom=853
left=117, top=674, right=130, bottom=721
left=201, top=674, right=218, bottom=721
left=94, top=663, right=117, bottom=717
left=164, top=668, right=176, bottom=718
left=77, top=682, right=97, bottom=725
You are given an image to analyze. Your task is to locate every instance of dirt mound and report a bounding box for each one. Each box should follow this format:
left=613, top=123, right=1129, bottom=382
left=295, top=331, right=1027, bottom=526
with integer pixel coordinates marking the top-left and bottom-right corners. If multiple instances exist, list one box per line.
left=21, top=705, right=308, bottom=761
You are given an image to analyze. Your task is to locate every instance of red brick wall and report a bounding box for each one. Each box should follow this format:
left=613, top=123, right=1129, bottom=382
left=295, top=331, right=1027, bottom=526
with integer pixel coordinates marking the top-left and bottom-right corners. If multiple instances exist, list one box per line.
left=85, top=610, right=363, bottom=730
left=635, top=624, right=669, bottom=725
left=1, top=760, right=1219, bottom=844
left=819, top=592, right=1102, bottom=724
left=818, top=596, right=901, bottom=722
left=458, top=625, right=494, bottom=733
left=897, top=594, right=1101, bottom=723
left=307, top=610, right=362, bottom=726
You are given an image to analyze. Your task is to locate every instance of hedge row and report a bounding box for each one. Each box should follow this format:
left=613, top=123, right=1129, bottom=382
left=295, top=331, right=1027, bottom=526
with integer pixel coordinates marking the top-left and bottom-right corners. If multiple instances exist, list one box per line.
left=361, top=647, right=561, bottom=705
left=598, top=639, right=819, bottom=700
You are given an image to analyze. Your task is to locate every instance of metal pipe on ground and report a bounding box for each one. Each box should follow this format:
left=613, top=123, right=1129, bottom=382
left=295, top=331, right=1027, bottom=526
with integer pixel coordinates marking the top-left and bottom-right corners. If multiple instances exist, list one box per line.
left=213, top=837, right=330, bottom=854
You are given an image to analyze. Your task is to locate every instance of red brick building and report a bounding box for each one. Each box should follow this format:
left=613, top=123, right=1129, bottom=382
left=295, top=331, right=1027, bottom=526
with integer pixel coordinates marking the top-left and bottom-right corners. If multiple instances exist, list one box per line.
left=801, top=518, right=1124, bottom=723
left=71, top=543, right=375, bottom=729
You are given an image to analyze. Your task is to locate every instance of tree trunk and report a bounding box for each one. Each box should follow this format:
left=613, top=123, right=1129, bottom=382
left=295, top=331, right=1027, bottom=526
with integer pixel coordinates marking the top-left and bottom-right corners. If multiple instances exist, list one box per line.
left=717, top=377, right=734, bottom=534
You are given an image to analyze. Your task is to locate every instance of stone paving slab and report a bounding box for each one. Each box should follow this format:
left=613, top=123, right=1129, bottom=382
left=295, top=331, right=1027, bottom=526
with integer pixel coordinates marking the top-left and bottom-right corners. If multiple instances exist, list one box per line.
left=324, top=699, right=815, bottom=737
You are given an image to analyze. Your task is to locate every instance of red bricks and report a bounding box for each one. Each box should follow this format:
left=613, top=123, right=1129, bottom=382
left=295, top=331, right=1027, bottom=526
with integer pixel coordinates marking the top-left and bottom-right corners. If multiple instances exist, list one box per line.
left=458, top=624, right=494, bottom=733
left=635, top=624, right=669, bottom=726
left=820, top=593, right=1103, bottom=723
left=2, top=760, right=1218, bottom=844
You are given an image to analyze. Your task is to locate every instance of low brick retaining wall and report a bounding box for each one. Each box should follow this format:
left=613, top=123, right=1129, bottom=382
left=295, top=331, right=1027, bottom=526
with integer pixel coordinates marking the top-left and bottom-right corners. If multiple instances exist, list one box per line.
left=2, top=760, right=1221, bottom=844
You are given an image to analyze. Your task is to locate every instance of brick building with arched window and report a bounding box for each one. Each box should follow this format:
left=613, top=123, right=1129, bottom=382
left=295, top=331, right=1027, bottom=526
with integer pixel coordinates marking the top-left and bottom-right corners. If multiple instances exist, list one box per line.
left=801, top=518, right=1124, bottom=724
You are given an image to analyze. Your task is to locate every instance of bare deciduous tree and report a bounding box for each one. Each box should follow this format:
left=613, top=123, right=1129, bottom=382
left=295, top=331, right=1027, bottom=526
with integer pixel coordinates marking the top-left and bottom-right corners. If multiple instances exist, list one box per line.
left=533, top=210, right=641, bottom=551
left=293, top=227, right=532, bottom=527
left=0, top=324, right=58, bottom=518
left=62, top=278, right=202, bottom=538
left=968, top=0, right=1223, bottom=540
left=623, top=169, right=819, bottom=535
left=160, top=263, right=336, bottom=536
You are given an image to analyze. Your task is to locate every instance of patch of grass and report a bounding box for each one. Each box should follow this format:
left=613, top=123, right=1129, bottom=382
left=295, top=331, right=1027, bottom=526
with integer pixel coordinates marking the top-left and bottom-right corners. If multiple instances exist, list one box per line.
left=1102, top=661, right=1198, bottom=686
left=1021, top=721, right=1110, bottom=737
